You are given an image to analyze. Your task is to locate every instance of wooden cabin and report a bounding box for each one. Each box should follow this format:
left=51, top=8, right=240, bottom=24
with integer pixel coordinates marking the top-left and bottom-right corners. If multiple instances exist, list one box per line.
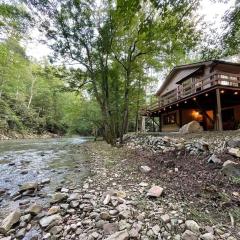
left=142, top=60, right=240, bottom=132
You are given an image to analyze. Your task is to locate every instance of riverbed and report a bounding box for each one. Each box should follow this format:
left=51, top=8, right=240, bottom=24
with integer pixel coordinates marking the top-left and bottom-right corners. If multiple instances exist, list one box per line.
left=0, top=137, right=92, bottom=218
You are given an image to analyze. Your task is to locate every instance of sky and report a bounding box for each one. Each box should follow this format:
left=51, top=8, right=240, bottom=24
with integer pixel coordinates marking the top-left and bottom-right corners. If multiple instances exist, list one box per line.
left=24, top=0, right=236, bottom=60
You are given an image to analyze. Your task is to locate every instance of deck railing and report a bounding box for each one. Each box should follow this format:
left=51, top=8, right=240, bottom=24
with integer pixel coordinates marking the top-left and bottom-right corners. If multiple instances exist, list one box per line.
left=145, top=71, right=240, bottom=112
left=160, top=72, right=240, bottom=107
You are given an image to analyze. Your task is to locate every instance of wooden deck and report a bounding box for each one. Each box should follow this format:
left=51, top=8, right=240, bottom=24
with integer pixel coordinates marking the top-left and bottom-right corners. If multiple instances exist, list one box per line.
left=142, top=71, right=240, bottom=114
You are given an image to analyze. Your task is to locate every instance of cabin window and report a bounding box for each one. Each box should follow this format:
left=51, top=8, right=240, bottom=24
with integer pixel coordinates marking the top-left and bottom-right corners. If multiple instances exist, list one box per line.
left=163, top=112, right=177, bottom=125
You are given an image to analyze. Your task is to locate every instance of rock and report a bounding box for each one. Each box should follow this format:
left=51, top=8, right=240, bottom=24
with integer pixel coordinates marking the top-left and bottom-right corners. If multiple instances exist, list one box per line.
left=105, top=229, right=129, bottom=240
left=100, top=211, right=111, bottom=220
left=0, top=237, right=11, bottom=240
left=179, top=121, right=203, bottom=134
left=0, top=188, right=6, bottom=196
left=103, top=194, right=111, bottom=205
left=39, top=214, right=62, bottom=228
left=185, top=220, right=200, bottom=233
left=139, top=182, right=148, bottom=187
left=222, top=160, right=240, bottom=177
left=27, top=203, right=42, bottom=215
left=103, top=223, right=119, bottom=235
left=68, top=192, right=81, bottom=201
left=41, top=178, right=50, bottom=184
left=70, top=200, right=79, bottom=208
left=200, top=232, right=215, bottom=240
left=152, top=225, right=160, bottom=235
left=139, top=165, right=151, bottom=173
left=160, top=214, right=170, bottom=223
left=227, top=138, right=240, bottom=148
left=19, top=182, right=38, bottom=192
left=208, top=154, right=221, bottom=164
left=16, top=228, right=26, bottom=238
left=228, top=148, right=240, bottom=158
left=0, top=209, right=21, bottom=234
left=49, top=225, right=63, bottom=235
left=119, top=210, right=131, bottom=219
left=182, top=230, right=198, bottom=240
left=50, top=192, right=68, bottom=203
left=147, top=186, right=163, bottom=198
left=20, top=214, right=31, bottom=222
left=47, top=206, right=60, bottom=215
left=129, top=228, right=139, bottom=238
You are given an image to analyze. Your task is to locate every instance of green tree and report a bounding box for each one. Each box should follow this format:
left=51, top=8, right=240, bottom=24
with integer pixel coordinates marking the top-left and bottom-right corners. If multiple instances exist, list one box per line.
left=24, top=0, right=200, bottom=144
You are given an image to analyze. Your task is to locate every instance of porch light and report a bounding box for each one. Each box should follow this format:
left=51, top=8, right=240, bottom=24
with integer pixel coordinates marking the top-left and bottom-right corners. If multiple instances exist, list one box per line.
left=164, top=108, right=166, bottom=111
left=184, top=100, right=187, bottom=103
left=169, top=106, right=172, bottom=109
left=220, top=90, right=225, bottom=94
left=234, top=91, right=238, bottom=95
left=193, top=97, right=196, bottom=101
left=176, top=103, right=179, bottom=107
left=205, top=93, right=208, bottom=96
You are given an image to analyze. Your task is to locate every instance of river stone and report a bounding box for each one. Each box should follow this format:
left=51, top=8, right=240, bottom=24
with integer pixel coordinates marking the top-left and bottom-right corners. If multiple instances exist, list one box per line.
left=39, top=214, right=62, bottom=228
left=50, top=192, right=68, bottom=203
left=227, top=138, right=240, bottom=148
left=228, top=148, right=240, bottom=158
left=160, top=214, right=170, bottom=223
left=49, top=225, right=63, bottom=235
left=0, top=209, right=21, bottom=234
left=185, top=220, right=200, bottom=233
left=103, top=194, right=111, bottom=205
left=47, top=206, right=60, bottom=215
left=208, top=154, right=221, bottom=164
left=147, top=186, right=163, bottom=197
left=0, top=188, right=6, bottom=196
left=182, top=230, right=198, bottom=240
left=19, top=182, right=38, bottom=192
left=27, top=203, right=42, bottom=215
left=68, top=192, right=81, bottom=201
left=100, top=211, right=111, bottom=220
left=139, top=165, right=151, bottom=173
left=179, top=121, right=203, bottom=134
left=222, top=160, right=240, bottom=177
left=103, top=223, right=119, bottom=235
left=200, top=232, right=215, bottom=240
left=105, top=229, right=129, bottom=240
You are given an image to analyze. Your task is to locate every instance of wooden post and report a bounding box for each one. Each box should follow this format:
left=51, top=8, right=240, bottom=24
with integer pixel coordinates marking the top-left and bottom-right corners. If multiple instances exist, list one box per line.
left=141, top=116, right=146, bottom=132
left=216, top=88, right=223, bottom=131
left=159, top=113, right=162, bottom=132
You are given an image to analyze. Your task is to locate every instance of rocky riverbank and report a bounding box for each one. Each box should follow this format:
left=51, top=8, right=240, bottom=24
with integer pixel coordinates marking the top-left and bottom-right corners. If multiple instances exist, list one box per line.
left=0, top=131, right=59, bottom=141
left=0, top=133, right=239, bottom=240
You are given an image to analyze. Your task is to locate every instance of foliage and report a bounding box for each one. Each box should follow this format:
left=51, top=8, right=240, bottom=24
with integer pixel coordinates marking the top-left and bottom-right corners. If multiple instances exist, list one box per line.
left=0, top=39, right=99, bottom=136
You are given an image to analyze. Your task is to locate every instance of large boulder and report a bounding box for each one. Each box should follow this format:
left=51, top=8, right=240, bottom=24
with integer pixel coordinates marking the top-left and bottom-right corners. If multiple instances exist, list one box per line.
left=222, top=160, right=240, bottom=177
left=0, top=210, right=21, bottom=234
left=179, top=121, right=203, bottom=134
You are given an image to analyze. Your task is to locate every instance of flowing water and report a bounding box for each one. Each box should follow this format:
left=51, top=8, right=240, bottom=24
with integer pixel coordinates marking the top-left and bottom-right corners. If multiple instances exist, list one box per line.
left=0, top=137, right=92, bottom=218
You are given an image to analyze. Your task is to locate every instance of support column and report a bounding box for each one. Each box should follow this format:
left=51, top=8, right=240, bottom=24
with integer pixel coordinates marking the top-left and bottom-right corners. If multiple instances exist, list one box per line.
left=159, top=113, right=162, bottom=132
left=141, top=116, right=146, bottom=132
left=216, top=88, right=223, bottom=131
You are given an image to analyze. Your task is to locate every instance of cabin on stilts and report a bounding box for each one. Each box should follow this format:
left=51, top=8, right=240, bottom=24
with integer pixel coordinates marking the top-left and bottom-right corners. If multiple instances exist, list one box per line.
left=141, top=60, right=240, bottom=132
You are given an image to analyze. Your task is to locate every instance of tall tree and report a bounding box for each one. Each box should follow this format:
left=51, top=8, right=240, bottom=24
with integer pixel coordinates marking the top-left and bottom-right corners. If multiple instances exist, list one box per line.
left=24, top=0, right=200, bottom=144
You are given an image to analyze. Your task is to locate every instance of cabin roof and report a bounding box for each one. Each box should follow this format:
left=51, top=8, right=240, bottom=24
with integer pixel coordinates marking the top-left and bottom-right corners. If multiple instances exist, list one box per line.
left=156, top=59, right=240, bottom=96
